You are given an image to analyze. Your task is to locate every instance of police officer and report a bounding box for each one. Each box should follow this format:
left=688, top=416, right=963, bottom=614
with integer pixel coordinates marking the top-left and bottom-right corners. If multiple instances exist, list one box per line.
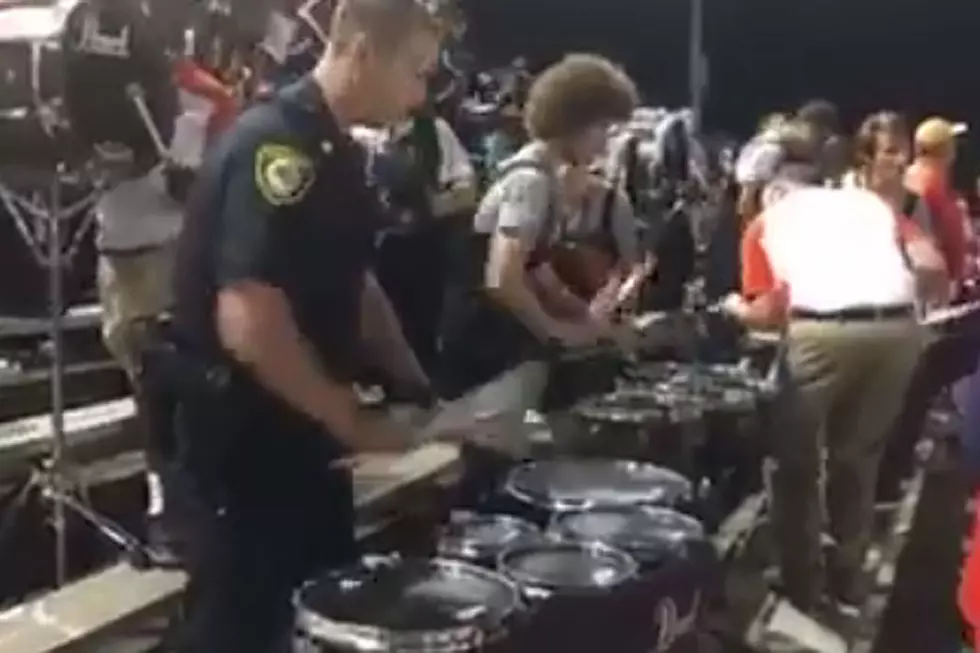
left=168, top=1, right=444, bottom=650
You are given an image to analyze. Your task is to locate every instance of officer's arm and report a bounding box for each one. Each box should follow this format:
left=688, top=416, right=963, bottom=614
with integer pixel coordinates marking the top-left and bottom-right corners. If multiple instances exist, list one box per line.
left=213, top=141, right=361, bottom=447
left=359, top=271, right=430, bottom=388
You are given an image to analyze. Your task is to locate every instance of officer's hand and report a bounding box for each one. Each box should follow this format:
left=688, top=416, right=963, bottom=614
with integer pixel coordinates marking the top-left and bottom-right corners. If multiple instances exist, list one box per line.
left=385, top=381, right=438, bottom=409
left=354, top=413, right=415, bottom=453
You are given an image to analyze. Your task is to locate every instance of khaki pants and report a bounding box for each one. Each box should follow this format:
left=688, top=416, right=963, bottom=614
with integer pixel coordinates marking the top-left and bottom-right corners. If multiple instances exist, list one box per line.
left=772, top=317, right=923, bottom=606
left=98, top=244, right=176, bottom=377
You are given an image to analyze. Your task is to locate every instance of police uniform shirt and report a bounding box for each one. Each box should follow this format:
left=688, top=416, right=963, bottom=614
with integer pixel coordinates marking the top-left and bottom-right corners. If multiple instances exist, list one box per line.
left=172, top=77, right=384, bottom=489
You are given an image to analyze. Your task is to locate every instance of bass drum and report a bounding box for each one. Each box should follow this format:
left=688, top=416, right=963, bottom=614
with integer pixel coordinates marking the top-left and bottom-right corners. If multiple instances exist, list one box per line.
left=0, top=1, right=88, bottom=171
left=295, top=556, right=523, bottom=653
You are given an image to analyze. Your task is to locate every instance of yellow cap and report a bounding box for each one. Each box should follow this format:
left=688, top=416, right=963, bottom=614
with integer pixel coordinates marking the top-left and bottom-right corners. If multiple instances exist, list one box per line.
left=915, top=117, right=967, bottom=149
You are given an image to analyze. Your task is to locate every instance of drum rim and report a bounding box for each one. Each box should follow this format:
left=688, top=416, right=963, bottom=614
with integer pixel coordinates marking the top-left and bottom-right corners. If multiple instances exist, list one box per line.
left=572, top=386, right=704, bottom=424
left=437, top=512, right=541, bottom=560
left=504, top=459, right=693, bottom=511
left=548, top=505, right=704, bottom=553
left=623, top=362, right=764, bottom=411
left=496, top=538, right=639, bottom=592
left=294, top=556, right=522, bottom=651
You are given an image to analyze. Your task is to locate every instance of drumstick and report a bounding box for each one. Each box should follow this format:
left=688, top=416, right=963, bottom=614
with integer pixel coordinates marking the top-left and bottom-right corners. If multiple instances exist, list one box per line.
left=126, top=84, right=170, bottom=161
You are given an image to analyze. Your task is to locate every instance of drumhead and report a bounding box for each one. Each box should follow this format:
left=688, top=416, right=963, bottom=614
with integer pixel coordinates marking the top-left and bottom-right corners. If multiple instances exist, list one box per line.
left=626, top=361, right=761, bottom=410
left=438, top=512, right=541, bottom=563
left=296, top=557, right=521, bottom=651
left=498, top=540, right=638, bottom=592
left=550, top=506, right=703, bottom=565
left=505, top=460, right=692, bottom=511
left=573, top=387, right=703, bottom=424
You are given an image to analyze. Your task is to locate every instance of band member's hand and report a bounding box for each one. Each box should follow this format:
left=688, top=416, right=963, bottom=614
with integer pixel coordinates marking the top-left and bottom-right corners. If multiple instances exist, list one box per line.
left=719, top=292, right=747, bottom=319
left=550, top=320, right=601, bottom=348
left=607, top=323, right=640, bottom=353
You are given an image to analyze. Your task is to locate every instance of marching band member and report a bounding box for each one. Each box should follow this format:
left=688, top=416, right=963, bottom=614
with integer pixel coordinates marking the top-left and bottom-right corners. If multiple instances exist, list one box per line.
left=355, top=105, right=477, bottom=380
left=547, top=165, right=648, bottom=316
left=62, top=0, right=189, bottom=555
left=725, top=120, right=945, bottom=617
left=167, top=0, right=442, bottom=649
left=439, top=54, right=638, bottom=462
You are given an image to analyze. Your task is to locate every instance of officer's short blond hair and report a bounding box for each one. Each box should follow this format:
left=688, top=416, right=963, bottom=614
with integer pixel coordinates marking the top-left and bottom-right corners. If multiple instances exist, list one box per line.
left=329, top=0, right=446, bottom=52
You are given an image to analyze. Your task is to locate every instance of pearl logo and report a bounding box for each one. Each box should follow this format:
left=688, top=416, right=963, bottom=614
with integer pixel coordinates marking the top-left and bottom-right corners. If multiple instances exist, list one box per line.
left=652, top=591, right=700, bottom=652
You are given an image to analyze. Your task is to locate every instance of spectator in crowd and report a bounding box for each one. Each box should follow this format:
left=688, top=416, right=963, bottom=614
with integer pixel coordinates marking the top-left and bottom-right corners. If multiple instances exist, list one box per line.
left=905, top=117, right=969, bottom=295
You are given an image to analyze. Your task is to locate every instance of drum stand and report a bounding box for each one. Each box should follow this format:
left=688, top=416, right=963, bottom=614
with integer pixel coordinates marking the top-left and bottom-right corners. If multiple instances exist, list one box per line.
left=0, top=165, right=151, bottom=588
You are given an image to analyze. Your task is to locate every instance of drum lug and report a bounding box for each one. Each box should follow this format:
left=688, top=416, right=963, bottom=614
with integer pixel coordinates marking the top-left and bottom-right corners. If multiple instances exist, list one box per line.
left=361, top=551, right=400, bottom=568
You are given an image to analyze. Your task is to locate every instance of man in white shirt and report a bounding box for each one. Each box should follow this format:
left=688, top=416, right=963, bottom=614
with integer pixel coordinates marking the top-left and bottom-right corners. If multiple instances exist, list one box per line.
left=725, top=121, right=946, bottom=617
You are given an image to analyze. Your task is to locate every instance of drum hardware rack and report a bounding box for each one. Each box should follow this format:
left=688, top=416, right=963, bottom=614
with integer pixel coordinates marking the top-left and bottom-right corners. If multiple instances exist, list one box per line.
left=0, top=80, right=173, bottom=587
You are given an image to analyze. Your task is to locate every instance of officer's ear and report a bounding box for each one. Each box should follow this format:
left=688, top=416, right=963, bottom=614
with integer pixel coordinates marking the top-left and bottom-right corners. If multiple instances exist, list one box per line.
left=348, top=31, right=375, bottom=70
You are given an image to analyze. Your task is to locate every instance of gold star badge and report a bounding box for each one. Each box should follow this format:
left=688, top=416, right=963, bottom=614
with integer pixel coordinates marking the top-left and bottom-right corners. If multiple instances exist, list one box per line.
left=254, top=143, right=315, bottom=206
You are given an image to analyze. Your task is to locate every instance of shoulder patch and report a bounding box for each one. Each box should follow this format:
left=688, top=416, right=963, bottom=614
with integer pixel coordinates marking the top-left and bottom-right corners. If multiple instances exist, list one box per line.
left=254, top=143, right=315, bottom=206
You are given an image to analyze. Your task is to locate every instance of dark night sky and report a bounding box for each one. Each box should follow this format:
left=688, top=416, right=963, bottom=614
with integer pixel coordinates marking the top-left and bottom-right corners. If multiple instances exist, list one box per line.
left=463, top=0, right=979, bottom=175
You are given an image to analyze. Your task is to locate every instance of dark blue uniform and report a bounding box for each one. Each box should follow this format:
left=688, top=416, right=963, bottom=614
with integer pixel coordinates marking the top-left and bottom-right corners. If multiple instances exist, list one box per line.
left=169, top=77, right=384, bottom=653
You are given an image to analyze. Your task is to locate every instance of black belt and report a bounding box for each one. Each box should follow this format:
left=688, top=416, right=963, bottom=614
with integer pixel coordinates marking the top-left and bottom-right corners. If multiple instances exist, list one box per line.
left=790, top=304, right=914, bottom=322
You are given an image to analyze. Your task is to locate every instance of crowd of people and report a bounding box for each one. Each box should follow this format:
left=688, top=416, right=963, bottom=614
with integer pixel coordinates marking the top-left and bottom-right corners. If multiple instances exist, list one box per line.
left=35, top=0, right=980, bottom=649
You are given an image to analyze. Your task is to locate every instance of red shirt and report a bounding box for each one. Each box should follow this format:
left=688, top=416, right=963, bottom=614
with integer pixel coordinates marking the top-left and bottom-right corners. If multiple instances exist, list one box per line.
left=906, top=161, right=968, bottom=285
left=961, top=496, right=980, bottom=650
left=172, top=59, right=238, bottom=142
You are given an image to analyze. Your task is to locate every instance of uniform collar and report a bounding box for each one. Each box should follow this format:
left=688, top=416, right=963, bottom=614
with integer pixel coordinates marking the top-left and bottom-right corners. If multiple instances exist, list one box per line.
left=279, top=75, right=345, bottom=147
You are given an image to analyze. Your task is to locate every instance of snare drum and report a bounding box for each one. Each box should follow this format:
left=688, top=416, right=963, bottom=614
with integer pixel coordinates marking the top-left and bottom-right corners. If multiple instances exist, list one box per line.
left=549, top=505, right=704, bottom=569
left=503, top=459, right=692, bottom=526
left=295, top=556, right=522, bottom=652
left=437, top=512, right=542, bottom=568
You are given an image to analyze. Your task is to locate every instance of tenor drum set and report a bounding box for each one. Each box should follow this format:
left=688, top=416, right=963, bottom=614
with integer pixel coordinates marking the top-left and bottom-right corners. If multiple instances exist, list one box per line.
left=289, top=311, right=780, bottom=652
